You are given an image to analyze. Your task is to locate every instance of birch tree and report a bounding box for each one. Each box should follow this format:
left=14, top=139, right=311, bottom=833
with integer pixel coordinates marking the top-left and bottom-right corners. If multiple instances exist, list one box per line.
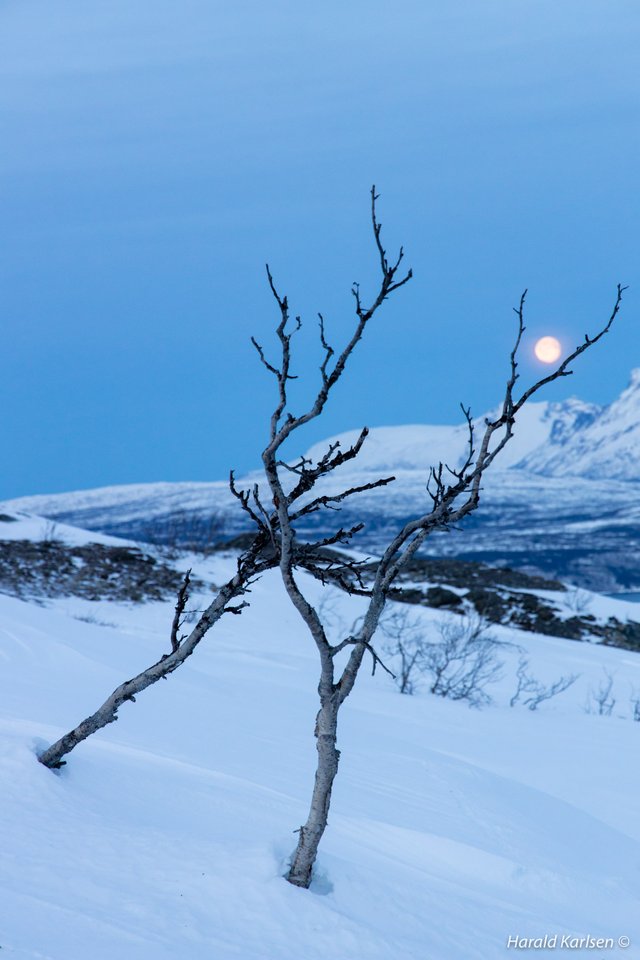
left=237, top=187, right=624, bottom=887
left=38, top=187, right=623, bottom=896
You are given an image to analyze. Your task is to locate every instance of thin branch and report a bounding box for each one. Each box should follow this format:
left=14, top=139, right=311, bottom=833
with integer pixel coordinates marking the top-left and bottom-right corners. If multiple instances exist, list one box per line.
left=307, top=523, right=365, bottom=550
left=318, top=313, right=335, bottom=385
left=224, top=601, right=250, bottom=616
left=229, top=471, right=267, bottom=533
left=286, top=428, right=372, bottom=507
left=290, top=475, right=395, bottom=521
left=331, top=634, right=396, bottom=679
left=276, top=454, right=314, bottom=476
left=511, top=283, right=626, bottom=413
left=370, top=185, right=412, bottom=294
left=295, top=558, right=371, bottom=596
left=250, top=482, right=280, bottom=553
left=260, top=189, right=412, bottom=459
left=170, top=568, right=192, bottom=653
left=250, top=337, right=280, bottom=377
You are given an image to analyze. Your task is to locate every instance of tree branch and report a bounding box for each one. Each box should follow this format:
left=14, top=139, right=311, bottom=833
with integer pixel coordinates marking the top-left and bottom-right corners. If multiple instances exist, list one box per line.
left=170, top=568, right=191, bottom=653
left=331, top=635, right=396, bottom=679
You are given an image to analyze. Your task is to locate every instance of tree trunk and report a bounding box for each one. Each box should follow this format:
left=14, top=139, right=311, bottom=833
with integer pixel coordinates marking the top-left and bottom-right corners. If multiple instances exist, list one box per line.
left=38, top=668, right=160, bottom=768
left=286, top=696, right=340, bottom=888
left=38, top=565, right=265, bottom=769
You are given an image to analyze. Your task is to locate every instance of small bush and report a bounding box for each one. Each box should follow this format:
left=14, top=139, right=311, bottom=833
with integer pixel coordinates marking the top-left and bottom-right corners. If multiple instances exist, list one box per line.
left=509, top=657, right=579, bottom=710
left=381, top=611, right=506, bottom=707
left=585, top=668, right=616, bottom=716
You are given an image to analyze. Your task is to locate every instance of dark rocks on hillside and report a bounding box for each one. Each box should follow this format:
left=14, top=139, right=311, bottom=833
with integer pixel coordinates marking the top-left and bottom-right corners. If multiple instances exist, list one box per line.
left=2, top=533, right=638, bottom=652
left=369, top=555, right=640, bottom=651
left=0, top=539, right=198, bottom=603
left=397, top=556, right=566, bottom=592
left=601, top=619, right=640, bottom=652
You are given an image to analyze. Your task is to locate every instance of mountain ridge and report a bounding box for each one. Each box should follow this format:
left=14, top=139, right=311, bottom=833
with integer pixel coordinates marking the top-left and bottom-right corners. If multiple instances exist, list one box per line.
left=3, top=371, right=639, bottom=591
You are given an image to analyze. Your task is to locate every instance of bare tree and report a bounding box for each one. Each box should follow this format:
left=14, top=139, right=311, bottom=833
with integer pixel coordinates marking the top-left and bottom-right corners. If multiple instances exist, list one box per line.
left=629, top=686, right=640, bottom=722
left=37, top=187, right=624, bottom=894
left=237, top=187, right=624, bottom=887
left=509, top=656, right=579, bottom=710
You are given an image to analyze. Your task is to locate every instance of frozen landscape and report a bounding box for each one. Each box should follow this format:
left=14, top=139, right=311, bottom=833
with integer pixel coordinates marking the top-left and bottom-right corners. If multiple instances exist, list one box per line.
left=6, top=370, right=640, bottom=592
left=3, top=4, right=638, bottom=955
left=1, top=513, right=639, bottom=958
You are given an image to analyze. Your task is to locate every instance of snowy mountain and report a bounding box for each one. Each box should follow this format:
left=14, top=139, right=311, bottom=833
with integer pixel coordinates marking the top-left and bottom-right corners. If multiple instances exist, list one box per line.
left=3, top=371, right=640, bottom=591
left=301, top=366, right=640, bottom=483
left=1, top=515, right=640, bottom=958
left=301, top=395, right=603, bottom=477
left=515, top=368, right=640, bottom=480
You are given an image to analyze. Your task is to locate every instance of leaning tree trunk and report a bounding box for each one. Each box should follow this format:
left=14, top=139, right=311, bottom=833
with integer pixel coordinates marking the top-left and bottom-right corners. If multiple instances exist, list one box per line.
left=38, top=562, right=265, bottom=769
left=287, top=692, right=341, bottom=888
left=37, top=645, right=197, bottom=769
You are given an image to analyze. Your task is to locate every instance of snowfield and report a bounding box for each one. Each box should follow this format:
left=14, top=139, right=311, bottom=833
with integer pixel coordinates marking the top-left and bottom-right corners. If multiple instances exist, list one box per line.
left=1, top=532, right=640, bottom=959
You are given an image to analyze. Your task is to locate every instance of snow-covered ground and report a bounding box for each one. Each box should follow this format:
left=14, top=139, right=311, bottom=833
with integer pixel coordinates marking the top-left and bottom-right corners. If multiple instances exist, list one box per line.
left=1, top=528, right=640, bottom=959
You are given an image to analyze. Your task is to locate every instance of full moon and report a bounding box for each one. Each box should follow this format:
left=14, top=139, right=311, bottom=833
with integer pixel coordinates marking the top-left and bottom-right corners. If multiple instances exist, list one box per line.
left=534, top=336, right=562, bottom=364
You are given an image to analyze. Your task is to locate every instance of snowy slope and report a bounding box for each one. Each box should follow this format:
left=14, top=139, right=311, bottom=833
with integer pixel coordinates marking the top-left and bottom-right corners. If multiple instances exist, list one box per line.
left=3, top=371, right=640, bottom=591
left=1, top=535, right=640, bottom=959
left=1, top=481, right=233, bottom=538
left=0, top=511, right=137, bottom=548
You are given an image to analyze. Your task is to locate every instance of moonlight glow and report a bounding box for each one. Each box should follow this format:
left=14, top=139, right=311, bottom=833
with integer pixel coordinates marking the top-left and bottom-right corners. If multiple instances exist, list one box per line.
left=534, top=336, right=562, bottom=364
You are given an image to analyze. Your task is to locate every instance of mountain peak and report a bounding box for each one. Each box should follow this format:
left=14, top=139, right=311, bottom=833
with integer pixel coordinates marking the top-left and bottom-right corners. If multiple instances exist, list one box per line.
left=303, top=396, right=605, bottom=480
left=512, top=370, right=640, bottom=481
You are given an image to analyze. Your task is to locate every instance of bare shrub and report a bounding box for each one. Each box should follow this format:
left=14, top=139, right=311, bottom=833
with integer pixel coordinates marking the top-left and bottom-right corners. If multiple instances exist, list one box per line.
left=420, top=615, right=506, bottom=708
left=630, top=686, right=640, bottom=722
left=564, top=587, right=593, bottom=615
left=509, top=657, right=579, bottom=710
left=585, top=668, right=616, bottom=716
left=42, top=519, right=61, bottom=545
left=72, top=614, right=116, bottom=628
left=380, top=607, right=426, bottom=694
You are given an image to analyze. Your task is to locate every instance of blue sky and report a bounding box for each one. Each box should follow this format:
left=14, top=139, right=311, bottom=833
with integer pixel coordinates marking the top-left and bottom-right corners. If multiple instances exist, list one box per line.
left=1, top=0, right=638, bottom=499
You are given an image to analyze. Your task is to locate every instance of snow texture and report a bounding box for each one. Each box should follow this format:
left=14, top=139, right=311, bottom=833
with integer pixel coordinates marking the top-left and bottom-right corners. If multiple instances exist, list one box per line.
left=1, top=521, right=639, bottom=958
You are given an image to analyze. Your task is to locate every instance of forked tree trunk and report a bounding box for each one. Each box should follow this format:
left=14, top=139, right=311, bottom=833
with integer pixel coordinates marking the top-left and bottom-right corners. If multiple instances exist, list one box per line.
left=287, top=695, right=341, bottom=888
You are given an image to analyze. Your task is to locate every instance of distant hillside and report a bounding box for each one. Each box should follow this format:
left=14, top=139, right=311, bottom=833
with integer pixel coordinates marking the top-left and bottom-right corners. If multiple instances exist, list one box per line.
left=3, top=371, right=640, bottom=592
